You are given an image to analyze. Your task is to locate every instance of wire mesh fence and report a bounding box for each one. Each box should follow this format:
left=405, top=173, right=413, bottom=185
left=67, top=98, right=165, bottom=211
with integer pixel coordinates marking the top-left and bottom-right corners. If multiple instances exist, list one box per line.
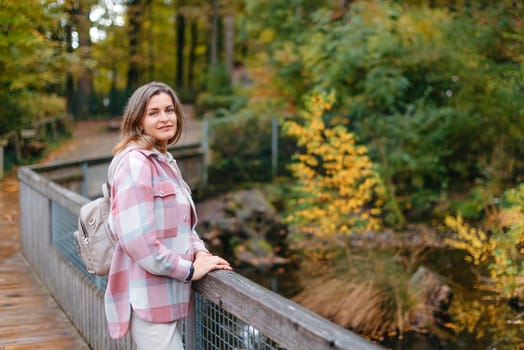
left=193, top=292, right=285, bottom=350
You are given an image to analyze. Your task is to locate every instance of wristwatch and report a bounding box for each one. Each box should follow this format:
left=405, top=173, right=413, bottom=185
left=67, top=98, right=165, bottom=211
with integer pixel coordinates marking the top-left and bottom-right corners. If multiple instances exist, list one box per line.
left=185, top=264, right=194, bottom=282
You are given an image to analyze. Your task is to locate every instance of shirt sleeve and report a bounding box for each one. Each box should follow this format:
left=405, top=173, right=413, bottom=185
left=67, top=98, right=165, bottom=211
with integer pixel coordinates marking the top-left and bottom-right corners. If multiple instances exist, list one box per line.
left=111, top=151, right=192, bottom=281
left=191, top=228, right=208, bottom=255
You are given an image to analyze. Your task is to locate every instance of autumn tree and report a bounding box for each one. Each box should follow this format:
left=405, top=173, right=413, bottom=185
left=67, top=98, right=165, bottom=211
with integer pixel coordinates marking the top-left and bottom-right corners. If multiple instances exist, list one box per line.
left=0, top=0, right=69, bottom=134
left=284, top=91, right=385, bottom=239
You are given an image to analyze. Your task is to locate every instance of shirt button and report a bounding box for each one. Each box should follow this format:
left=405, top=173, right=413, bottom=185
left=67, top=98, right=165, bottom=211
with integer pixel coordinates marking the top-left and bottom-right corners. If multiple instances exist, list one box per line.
left=183, top=215, right=188, bottom=221
left=159, top=190, right=164, bottom=195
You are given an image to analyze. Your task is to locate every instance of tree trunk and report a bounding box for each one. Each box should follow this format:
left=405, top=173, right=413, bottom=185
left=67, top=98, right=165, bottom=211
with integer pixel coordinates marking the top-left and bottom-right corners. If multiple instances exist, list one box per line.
left=109, top=66, right=119, bottom=116
left=64, top=9, right=75, bottom=117
left=341, top=0, right=351, bottom=12
left=209, top=0, right=219, bottom=65
left=126, top=0, right=144, bottom=95
left=75, top=0, right=93, bottom=119
left=223, top=14, right=234, bottom=79
left=176, top=11, right=186, bottom=88
left=147, top=3, right=154, bottom=81
left=188, top=19, right=198, bottom=89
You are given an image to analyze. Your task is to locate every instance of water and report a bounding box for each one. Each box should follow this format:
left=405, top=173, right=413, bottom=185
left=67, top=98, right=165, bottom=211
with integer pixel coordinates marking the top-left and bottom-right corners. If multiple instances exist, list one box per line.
left=239, top=248, right=524, bottom=350
left=382, top=248, right=524, bottom=350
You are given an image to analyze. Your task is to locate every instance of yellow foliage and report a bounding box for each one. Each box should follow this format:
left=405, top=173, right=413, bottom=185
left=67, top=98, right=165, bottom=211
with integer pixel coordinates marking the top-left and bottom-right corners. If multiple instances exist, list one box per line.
left=273, top=42, right=299, bottom=65
left=445, top=184, right=524, bottom=299
left=396, top=5, right=449, bottom=46
left=444, top=215, right=495, bottom=266
left=259, top=28, right=276, bottom=44
left=283, top=91, right=385, bottom=238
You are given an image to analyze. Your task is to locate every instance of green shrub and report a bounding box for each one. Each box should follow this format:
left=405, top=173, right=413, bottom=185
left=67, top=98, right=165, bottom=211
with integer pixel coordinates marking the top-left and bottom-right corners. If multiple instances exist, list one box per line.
left=207, top=112, right=295, bottom=190
left=24, top=93, right=66, bottom=121
left=195, top=93, right=247, bottom=118
left=205, top=64, right=233, bottom=95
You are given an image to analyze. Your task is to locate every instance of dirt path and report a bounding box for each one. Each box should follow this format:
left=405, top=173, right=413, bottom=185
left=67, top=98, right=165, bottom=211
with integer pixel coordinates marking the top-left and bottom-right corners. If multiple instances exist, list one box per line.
left=41, top=105, right=201, bottom=163
left=0, top=176, right=20, bottom=261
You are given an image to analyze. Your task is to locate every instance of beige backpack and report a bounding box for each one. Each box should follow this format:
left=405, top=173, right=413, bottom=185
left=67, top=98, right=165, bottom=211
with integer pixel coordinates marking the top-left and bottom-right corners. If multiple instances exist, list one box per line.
left=73, top=182, right=116, bottom=276
left=73, top=147, right=135, bottom=276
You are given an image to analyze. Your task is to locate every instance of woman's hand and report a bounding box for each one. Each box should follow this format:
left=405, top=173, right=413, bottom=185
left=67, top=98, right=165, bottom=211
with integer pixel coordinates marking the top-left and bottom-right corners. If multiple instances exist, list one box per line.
left=194, top=250, right=212, bottom=259
left=191, top=253, right=232, bottom=281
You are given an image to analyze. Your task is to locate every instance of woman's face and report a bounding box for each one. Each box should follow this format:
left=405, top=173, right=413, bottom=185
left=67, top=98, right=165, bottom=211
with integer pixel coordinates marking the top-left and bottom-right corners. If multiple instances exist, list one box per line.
left=141, top=92, right=177, bottom=147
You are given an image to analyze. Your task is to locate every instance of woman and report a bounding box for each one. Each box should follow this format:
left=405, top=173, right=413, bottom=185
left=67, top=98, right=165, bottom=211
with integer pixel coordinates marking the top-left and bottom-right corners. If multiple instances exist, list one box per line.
left=104, top=81, right=232, bottom=349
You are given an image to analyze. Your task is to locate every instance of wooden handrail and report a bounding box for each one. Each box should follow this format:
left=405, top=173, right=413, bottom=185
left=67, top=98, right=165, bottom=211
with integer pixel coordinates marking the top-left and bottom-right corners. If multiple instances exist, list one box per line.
left=195, top=270, right=384, bottom=350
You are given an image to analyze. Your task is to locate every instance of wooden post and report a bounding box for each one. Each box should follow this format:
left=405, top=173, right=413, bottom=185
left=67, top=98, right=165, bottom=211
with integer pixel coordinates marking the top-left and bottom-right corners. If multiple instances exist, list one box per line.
left=13, top=132, right=22, bottom=163
left=51, top=119, right=58, bottom=140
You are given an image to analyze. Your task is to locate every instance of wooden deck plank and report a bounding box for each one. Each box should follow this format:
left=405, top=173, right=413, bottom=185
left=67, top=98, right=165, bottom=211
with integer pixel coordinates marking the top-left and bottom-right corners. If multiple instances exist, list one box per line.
left=0, top=175, right=90, bottom=350
left=0, top=254, right=90, bottom=350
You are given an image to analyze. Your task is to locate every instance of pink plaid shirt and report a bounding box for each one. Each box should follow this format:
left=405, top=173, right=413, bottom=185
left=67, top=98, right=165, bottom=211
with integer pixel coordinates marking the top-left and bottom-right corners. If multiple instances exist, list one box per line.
left=104, top=147, right=208, bottom=339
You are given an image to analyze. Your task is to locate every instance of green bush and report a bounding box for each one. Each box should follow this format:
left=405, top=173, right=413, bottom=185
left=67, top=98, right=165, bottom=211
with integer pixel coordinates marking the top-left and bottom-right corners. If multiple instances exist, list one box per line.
left=207, top=112, right=295, bottom=190
left=205, top=64, right=233, bottom=95
left=175, top=87, right=198, bottom=104
left=208, top=113, right=272, bottom=186
left=24, top=93, right=66, bottom=121
left=195, top=93, right=247, bottom=118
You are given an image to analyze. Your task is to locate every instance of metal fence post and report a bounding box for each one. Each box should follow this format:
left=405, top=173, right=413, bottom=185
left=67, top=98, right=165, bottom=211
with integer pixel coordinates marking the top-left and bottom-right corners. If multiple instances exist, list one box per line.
left=184, top=291, right=197, bottom=350
left=195, top=293, right=203, bottom=350
left=202, top=119, right=209, bottom=188
left=81, top=161, right=88, bottom=197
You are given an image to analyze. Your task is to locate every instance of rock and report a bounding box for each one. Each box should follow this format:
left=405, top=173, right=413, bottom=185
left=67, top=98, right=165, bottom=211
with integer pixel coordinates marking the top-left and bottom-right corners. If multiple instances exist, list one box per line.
left=196, top=189, right=289, bottom=268
left=409, top=266, right=453, bottom=330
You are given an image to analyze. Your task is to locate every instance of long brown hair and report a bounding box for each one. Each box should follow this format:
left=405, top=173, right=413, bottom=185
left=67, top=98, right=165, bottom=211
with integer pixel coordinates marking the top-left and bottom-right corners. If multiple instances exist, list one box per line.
left=113, top=81, right=185, bottom=154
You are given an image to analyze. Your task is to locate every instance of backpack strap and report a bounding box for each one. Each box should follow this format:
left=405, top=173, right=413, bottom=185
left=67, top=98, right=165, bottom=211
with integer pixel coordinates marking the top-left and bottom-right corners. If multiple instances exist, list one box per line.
left=107, top=145, right=138, bottom=185
left=101, top=182, right=111, bottom=199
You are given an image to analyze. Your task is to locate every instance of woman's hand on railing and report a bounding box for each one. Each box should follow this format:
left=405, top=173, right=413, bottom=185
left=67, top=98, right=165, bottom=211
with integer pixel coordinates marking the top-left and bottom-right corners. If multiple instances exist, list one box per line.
left=191, top=253, right=232, bottom=281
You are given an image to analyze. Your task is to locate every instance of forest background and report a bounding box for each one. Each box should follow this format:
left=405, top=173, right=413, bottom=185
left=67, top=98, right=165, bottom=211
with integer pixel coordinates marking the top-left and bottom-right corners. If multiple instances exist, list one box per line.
left=1, top=0, right=523, bottom=349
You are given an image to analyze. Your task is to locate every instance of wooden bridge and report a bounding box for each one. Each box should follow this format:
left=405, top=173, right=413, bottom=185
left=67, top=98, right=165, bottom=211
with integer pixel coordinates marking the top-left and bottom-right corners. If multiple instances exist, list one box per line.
left=7, top=143, right=384, bottom=350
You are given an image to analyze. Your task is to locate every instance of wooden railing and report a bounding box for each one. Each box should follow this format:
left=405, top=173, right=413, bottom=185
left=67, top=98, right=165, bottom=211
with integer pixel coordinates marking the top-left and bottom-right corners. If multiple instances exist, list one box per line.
left=17, top=146, right=384, bottom=350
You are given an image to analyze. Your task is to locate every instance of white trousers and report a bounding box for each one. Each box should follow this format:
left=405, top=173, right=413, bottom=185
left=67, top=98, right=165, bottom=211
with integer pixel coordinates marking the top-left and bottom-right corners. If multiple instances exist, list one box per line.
left=130, top=312, right=184, bottom=350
